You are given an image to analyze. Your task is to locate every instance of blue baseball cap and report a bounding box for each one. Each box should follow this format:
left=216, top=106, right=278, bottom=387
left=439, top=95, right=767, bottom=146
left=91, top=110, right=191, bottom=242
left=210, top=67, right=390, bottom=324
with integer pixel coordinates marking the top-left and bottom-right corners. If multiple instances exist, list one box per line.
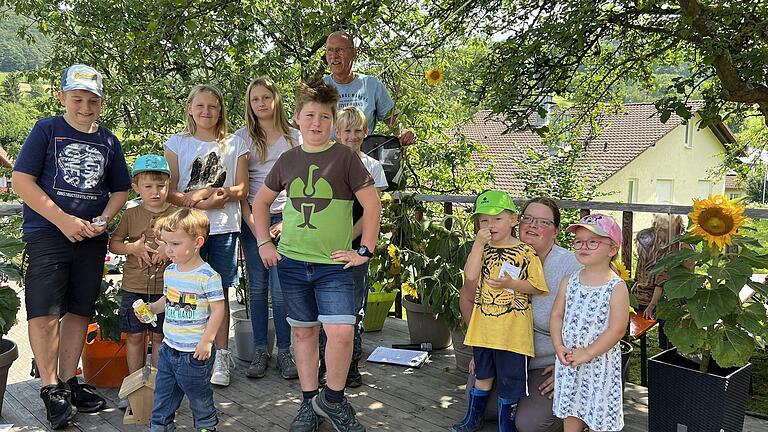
left=61, top=64, right=104, bottom=97
left=132, top=155, right=171, bottom=177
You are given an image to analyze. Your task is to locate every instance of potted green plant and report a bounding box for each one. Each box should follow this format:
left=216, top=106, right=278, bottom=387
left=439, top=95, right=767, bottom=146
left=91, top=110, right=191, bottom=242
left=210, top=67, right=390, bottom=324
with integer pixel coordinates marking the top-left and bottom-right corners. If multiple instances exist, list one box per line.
left=649, top=195, right=768, bottom=432
left=0, top=232, right=23, bottom=414
left=82, top=277, right=130, bottom=387
left=383, top=194, right=473, bottom=349
left=363, top=241, right=400, bottom=332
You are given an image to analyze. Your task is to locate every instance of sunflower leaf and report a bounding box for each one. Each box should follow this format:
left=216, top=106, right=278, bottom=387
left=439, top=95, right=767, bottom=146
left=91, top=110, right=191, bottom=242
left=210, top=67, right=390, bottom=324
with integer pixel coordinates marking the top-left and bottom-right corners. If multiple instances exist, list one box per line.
left=651, top=249, right=699, bottom=274
left=665, top=310, right=707, bottom=354
left=736, top=303, right=768, bottom=336
left=689, top=288, right=740, bottom=327
left=707, top=258, right=752, bottom=294
left=747, top=280, right=768, bottom=298
left=662, top=267, right=706, bottom=299
left=711, top=327, right=755, bottom=368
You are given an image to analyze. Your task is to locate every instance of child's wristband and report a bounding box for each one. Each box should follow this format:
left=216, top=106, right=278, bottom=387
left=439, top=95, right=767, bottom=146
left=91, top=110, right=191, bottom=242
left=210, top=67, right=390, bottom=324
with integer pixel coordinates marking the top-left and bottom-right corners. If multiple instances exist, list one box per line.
left=257, top=239, right=272, bottom=248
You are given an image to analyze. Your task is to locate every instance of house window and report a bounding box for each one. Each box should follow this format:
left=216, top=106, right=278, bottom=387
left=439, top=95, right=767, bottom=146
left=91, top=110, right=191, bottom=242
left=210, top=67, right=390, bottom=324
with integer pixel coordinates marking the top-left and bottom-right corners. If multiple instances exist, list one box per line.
left=684, top=121, right=694, bottom=148
left=656, top=179, right=674, bottom=204
left=627, top=178, right=638, bottom=203
left=729, top=193, right=740, bottom=200
left=697, top=180, right=711, bottom=199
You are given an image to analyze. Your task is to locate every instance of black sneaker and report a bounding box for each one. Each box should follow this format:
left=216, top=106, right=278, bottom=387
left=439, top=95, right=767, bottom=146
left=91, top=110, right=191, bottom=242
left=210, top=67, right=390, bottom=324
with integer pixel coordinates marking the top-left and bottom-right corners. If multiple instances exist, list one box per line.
left=66, top=377, right=106, bottom=413
left=312, top=391, right=365, bottom=432
left=289, top=399, right=320, bottom=432
left=40, top=383, right=77, bottom=430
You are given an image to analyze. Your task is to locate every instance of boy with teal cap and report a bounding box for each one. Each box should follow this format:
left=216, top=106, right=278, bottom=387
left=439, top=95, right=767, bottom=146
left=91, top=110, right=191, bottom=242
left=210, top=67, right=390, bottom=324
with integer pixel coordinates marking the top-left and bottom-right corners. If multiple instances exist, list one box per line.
left=453, top=190, right=549, bottom=432
left=109, top=154, right=178, bottom=408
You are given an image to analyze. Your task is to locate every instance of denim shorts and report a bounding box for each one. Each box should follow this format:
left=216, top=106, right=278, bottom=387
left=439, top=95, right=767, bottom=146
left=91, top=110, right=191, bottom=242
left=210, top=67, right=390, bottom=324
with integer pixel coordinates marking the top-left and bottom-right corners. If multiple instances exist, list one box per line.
left=200, top=232, right=238, bottom=289
left=119, top=291, right=165, bottom=334
left=23, top=228, right=108, bottom=319
left=277, top=256, right=356, bottom=327
left=473, top=347, right=528, bottom=401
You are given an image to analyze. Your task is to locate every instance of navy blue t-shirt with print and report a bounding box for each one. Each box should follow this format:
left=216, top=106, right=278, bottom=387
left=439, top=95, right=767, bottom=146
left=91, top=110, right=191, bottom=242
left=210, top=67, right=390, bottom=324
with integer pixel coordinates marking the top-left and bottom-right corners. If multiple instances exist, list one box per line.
left=13, top=116, right=132, bottom=233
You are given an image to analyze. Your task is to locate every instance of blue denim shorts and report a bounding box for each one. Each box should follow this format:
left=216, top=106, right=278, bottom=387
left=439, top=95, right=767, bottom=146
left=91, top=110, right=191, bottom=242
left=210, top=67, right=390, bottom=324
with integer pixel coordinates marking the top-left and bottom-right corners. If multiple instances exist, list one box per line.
left=119, top=291, right=165, bottom=334
left=277, top=256, right=356, bottom=327
left=473, top=347, right=528, bottom=401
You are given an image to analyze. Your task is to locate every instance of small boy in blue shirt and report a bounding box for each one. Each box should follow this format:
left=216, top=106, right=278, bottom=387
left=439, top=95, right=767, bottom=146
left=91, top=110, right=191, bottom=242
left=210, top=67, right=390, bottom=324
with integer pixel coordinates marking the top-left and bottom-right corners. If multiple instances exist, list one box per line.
left=12, top=64, right=131, bottom=429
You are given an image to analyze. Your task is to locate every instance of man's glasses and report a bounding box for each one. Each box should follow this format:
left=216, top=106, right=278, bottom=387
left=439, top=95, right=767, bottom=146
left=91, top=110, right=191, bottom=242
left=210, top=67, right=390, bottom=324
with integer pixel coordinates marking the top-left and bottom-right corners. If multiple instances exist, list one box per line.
left=520, top=214, right=555, bottom=228
left=326, top=47, right=353, bottom=54
left=572, top=239, right=612, bottom=250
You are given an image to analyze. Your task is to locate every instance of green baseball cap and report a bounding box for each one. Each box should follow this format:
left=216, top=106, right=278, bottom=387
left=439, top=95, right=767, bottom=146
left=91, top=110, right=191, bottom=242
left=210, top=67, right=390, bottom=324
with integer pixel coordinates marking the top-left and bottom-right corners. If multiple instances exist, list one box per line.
left=472, top=190, right=518, bottom=216
left=132, top=154, right=171, bottom=177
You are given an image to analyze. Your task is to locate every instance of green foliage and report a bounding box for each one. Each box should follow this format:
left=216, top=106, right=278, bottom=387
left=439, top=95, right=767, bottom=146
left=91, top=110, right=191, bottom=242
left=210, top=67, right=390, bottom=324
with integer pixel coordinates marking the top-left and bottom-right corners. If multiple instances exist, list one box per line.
left=654, top=235, right=768, bottom=371
left=0, top=72, right=21, bottom=102
left=370, top=194, right=473, bottom=330
left=0, top=223, right=23, bottom=337
left=90, top=279, right=122, bottom=343
left=0, top=12, right=51, bottom=72
left=0, top=99, right=40, bottom=158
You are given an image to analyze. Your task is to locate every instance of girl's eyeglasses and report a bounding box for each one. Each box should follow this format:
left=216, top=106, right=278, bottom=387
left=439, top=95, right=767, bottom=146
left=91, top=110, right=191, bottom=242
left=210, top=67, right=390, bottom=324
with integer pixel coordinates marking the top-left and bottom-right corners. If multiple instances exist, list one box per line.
left=520, top=214, right=555, bottom=228
left=572, top=239, right=612, bottom=250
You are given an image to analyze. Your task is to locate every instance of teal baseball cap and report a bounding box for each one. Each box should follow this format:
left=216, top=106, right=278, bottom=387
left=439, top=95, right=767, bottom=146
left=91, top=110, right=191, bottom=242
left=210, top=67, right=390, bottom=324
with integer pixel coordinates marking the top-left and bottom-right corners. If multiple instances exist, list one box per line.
left=132, top=155, right=171, bottom=177
left=472, top=190, right=519, bottom=216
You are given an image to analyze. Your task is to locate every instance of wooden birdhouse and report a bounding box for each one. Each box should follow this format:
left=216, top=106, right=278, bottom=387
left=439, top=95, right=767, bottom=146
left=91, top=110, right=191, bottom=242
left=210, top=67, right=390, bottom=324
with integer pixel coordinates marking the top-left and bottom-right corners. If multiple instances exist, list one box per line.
left=118, top=366, right=157, bottom=425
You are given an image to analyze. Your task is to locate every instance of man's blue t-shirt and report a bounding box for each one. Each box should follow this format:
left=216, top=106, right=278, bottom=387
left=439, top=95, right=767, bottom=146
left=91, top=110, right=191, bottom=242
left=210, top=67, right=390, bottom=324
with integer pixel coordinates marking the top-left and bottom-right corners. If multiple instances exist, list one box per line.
left=323, top=73, right=395, bottom=135
left=13, top=116, right=131, bottom=233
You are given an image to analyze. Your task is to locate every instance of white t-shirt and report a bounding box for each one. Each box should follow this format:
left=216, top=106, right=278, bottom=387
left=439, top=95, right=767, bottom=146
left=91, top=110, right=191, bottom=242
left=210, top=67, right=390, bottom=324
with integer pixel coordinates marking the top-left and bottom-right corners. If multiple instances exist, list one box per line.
left=165, top=133, right=249, bottom=235
left=234, top=127, right=300, bottom=213
left=359, top=153, right=388, bottom=189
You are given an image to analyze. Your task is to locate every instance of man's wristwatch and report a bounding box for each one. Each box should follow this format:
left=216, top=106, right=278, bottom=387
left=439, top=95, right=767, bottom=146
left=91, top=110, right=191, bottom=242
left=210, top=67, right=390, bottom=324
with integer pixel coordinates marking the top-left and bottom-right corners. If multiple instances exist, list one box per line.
left=357, top=246, right=373, bottom=258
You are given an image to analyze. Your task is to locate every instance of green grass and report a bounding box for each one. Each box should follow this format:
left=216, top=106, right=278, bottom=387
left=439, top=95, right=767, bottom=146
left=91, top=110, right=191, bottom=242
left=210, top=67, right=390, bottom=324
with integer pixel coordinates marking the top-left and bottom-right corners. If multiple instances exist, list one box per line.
left=626, top=326, right=768, bottom=416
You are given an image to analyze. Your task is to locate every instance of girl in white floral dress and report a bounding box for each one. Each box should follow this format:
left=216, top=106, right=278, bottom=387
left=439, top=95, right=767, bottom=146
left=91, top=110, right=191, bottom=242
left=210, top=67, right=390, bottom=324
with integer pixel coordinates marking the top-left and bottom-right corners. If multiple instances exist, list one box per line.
left=550, top=214, right=630, bottom=432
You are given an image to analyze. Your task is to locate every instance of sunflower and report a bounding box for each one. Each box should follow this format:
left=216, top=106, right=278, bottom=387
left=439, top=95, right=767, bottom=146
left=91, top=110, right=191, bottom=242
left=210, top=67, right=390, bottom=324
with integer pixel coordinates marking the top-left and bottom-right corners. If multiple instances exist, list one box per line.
left=688, top=194, right=747, bottom=249
left=381, top=192, right=393, bottom=203
left=402, top=282, right=419, bottom=300
left=614, top=260, right=631, bottom=281
left=425, top=68, right=444, bottom=85
left=387, top=243, right=398, bottom=259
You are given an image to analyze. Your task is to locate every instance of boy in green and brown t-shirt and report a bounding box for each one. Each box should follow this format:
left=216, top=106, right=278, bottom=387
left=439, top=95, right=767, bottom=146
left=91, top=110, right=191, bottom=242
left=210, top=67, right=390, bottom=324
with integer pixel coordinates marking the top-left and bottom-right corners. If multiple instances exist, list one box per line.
left=252, top=80, right=380, bottom=432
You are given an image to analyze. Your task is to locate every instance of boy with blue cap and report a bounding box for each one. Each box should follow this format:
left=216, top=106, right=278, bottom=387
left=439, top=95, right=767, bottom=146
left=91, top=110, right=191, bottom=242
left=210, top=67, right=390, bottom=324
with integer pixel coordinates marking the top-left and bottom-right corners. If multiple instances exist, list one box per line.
left=453, top=190, right=549, bottom=432
left=12, top=64, right=131, bottom=429
left=109, top=154, right=179, bottom=408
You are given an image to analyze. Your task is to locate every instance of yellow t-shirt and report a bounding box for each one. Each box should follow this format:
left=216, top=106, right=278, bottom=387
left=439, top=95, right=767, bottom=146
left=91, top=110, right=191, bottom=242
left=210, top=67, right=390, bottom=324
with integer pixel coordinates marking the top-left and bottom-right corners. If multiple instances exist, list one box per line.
left=464, top=242, right=549, bottom=357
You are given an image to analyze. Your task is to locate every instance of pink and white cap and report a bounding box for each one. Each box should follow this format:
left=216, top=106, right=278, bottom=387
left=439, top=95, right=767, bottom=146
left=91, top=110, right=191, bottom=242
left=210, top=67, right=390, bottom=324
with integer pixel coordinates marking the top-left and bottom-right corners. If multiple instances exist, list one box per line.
left=566, top=213, right=622, bottom=246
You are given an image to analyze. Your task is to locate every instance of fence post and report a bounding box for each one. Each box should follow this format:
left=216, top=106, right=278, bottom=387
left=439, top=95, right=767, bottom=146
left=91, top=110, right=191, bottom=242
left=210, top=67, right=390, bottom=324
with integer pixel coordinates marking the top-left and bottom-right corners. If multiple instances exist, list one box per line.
left=622, top=211, right=633, bottom=276
left=444, top=202, right=453, bottom=230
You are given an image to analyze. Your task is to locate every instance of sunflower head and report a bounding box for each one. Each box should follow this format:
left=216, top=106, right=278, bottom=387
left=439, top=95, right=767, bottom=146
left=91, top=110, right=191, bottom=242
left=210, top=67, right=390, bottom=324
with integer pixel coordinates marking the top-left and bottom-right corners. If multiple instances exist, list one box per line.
left=614, top=260, right=631, bottom=281
left=402, top=282, right=419, bottom=300
left=688, top=194, right=747, bottom=249
left=387, top=244, right=398, bottom=259
left=425, top=68, right=444, bottom=85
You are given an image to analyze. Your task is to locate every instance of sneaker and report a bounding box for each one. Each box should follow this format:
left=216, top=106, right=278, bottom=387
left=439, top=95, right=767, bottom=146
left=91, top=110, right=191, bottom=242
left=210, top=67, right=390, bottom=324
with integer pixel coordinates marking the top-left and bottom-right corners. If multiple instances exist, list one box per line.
left=345, top=362, right=362, bottom=388
left=117, top=397, right=129, bottom=410
left=210, top=349, right=233, bottom=386
left=276, top=351, right=299, bottom=380
left=40, top=382, right=77, bottom=430
left=289, top=399, right=320, bottom=432
left=245, top=348, right=270, bottom=379
left=66, top=377, right=106, bottom=413
left=312, top=391, right=365, bottom=432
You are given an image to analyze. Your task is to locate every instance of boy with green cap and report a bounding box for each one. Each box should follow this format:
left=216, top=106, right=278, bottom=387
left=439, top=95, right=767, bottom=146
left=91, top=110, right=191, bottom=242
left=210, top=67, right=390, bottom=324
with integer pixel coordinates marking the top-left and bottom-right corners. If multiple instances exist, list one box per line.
left=109, top=154, right=178, bottom=408
left=452, top=190, right=549, bottom=432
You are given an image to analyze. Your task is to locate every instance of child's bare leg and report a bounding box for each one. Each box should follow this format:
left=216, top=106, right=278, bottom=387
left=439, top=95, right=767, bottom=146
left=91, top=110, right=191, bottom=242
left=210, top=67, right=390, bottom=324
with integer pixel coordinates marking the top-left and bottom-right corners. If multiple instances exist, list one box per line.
left=151, top=333, right=164, bottom=367
left=474, top=377, right=495, bottom=391
left=564, top=416, right=586, bottom=432
left=125, top=332, right=147, bottom=373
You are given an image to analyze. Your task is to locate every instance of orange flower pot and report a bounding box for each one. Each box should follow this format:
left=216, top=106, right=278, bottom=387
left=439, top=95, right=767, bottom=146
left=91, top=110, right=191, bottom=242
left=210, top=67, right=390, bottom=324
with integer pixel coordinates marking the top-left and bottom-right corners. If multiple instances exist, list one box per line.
left=81, top=323, right=130, bottom=388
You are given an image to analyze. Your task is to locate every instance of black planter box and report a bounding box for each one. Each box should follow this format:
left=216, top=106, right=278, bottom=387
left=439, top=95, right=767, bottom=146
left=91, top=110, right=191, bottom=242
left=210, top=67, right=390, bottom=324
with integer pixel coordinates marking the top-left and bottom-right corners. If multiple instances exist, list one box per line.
left=648, top=348, right=752, bottom=432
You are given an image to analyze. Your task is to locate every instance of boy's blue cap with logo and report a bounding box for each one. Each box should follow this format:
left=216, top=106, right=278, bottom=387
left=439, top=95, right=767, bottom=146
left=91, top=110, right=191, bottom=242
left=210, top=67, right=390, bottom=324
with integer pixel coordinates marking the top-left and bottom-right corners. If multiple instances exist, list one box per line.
left=472, top=190, right=519, bottom=216
left=132, top=155, right=171, bottom=177
left=61, top=64, right=104, bottom=97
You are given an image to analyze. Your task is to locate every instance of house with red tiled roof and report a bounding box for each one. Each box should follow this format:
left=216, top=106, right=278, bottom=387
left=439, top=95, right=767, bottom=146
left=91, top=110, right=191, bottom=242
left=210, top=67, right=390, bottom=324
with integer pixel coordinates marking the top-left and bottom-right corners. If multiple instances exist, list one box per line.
left=725, top=173, right=745, bottom=200
left=464, top=102, right=736, bottom=229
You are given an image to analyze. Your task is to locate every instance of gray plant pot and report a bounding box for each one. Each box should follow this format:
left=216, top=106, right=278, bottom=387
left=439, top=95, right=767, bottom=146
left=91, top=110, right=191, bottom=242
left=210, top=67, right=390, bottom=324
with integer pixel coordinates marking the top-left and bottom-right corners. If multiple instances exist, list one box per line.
left=232, top=308, right=275, bottom=362
left=403, top=296, right=452, bottom=350
left=0, top=338, right=19, bottom=415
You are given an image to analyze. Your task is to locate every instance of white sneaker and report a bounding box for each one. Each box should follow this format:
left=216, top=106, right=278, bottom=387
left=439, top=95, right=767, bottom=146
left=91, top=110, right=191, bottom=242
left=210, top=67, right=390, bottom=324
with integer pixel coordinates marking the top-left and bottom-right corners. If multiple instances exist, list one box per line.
left=210, top=349, right=233, bottom=386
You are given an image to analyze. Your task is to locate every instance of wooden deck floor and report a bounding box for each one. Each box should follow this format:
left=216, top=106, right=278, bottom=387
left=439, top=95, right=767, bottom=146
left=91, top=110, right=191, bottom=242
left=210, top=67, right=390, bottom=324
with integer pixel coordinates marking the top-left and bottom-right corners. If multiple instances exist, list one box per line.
left=1, top=316, right=766, bottom=431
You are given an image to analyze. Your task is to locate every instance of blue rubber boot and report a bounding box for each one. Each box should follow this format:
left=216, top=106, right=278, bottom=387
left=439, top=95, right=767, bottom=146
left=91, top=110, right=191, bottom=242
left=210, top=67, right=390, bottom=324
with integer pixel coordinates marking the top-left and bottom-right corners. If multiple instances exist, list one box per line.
left=451, top=387, right=489, bottom=432
left=498, top=397, right=518, bottom=432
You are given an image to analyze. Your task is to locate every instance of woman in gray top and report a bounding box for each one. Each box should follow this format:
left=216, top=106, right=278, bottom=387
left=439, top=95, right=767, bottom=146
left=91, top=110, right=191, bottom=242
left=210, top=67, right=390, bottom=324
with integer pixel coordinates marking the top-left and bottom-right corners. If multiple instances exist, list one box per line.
left=461, top=197, right=581, bottom=432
